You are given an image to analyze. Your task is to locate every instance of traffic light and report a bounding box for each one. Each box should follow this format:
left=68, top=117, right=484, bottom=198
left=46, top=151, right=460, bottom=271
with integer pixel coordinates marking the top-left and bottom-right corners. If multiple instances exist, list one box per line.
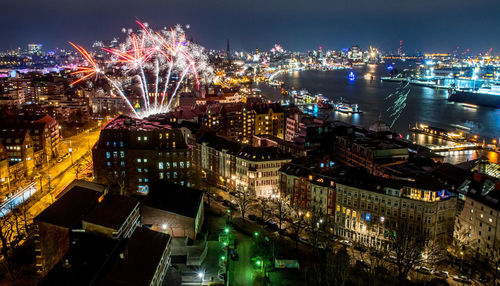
left=254, top=231, right=259, bottom=237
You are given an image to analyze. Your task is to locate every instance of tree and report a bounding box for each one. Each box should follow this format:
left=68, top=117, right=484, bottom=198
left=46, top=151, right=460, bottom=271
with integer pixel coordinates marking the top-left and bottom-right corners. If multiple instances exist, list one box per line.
left=273, top=196, right=290, bottom=232
left=449, top=219, right=474, bottom=271
left=290, top=206, right=306, bottom=250
left=258, top=198, right=272, bottom=223
left=388, top=221, right=438, bottom=283
left=0, top=204, right=34, bottom=280
left=235, top=184, right=254, bottom=221
left=304, top=247, right=351, bottom=286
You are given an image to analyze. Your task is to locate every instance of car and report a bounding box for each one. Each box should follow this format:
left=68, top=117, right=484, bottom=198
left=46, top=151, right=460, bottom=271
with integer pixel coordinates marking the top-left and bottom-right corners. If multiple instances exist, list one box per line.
left=338, top=239, right=352, bottom=247
left=230, top=249, right=239, bottom=261
left=56, top=157, right=63, bottom=163
left=452, top=275, right=471, bottom=284
left=63, top=153, right=70, bottom=159
left=299, top=237, right=313, bottom=246
left=415, top=266, right=432, bottom=275
left=265, top=221, right=279, bottom=232
left=432, top=270, right=449, bottom=278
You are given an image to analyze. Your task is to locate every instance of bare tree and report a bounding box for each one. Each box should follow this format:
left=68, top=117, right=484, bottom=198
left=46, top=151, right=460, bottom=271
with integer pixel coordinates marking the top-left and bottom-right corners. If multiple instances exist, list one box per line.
left=274, top=196, right=290, bottom=231
left=258, top=198, right=272, bottom=223
left=388, top=221, right=437, bottom=283
left=0, top=204, right=33, bottom=279
left=290, top=206, right=306, bottom=250
left=235, top=184, right=254, bottom=221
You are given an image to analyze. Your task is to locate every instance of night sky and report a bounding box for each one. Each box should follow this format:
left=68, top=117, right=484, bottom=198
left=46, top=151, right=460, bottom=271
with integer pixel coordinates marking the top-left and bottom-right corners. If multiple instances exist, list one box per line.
left=2, top=0, right=500, bottom=54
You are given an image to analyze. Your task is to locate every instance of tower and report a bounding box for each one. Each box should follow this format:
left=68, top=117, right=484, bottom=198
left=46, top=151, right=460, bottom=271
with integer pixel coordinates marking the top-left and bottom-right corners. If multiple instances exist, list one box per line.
left=226, top=39, right=231, bottom=64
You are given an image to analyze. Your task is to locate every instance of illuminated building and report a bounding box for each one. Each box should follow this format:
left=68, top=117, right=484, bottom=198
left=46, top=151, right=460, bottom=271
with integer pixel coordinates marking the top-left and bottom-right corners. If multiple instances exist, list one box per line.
left=236, top=146, right=291, bottom=197
left=279, top=160, right=336, bottom=216
left=28, top=43, right=43, bottom=54
left=254, top=103, right=285, bottom=140
left=347, top=45, right=363, bottom=62
left=0, top=143, right=9, bottom=191
left=93, top=115, right=191, bottom=195
left=455, top=171, right=500, bottom=262
left=0, top=129, right=35, bottom=180
left=334, top=170, right=457, bottom=247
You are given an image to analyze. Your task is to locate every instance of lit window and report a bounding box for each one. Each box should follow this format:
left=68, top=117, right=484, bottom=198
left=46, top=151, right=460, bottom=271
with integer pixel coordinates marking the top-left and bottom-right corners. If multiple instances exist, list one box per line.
left=138, top=137, right=141, bottom=141
left=138, top=168, right=142, bottom=172
left=159, top=162, right=164, bottom=170
left=106, top=152, right=110, bottom=159
left=137, top=158, right=142, bottom=163
left=144, top=158, right=148, bottom=163
left=180, top=162, right=184, bottom=168
left=143, top=136, right=148, bottom=141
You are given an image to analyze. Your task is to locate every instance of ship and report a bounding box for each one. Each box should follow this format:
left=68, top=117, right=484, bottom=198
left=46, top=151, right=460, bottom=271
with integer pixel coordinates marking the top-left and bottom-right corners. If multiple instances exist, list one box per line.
left=448, top=84, right=500, bottom=109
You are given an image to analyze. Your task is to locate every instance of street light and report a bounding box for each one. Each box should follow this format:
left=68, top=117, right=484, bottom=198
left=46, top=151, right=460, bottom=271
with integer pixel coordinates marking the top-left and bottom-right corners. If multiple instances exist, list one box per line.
left=197, top=270, right=204, bottom=286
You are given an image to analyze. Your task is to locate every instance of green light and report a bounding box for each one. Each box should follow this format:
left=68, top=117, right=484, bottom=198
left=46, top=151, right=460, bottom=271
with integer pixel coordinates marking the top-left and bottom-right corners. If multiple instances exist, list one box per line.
left=227, top=209, right=231, bottom=213
left=220, top=256, right=225, bottom=260
left=256, top=260, right=262, bottom=266
left=223, top=242, right=227, bottom=246
left=254, top=232, right=259, bottom=237
left=224, top=227, right=229, bottom=234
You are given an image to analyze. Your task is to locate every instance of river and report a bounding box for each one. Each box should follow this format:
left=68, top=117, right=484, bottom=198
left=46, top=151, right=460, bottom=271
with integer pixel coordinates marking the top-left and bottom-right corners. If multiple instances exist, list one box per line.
left=255, top=64, right=500, bottom=164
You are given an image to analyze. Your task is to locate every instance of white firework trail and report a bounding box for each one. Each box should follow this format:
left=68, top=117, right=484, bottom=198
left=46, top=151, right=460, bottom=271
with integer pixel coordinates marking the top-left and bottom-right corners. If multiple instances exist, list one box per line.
left=68, top=21, right=214, bottom=118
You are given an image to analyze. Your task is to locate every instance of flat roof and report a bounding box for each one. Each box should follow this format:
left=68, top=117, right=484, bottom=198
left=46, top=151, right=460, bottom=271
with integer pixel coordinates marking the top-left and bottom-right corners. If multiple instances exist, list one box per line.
left=95, top=227, right=171, bottom=286
left=143, top=182, right=203, bottom=219
left=83, top=195, right=139, bottom=230
left=34, top=186, right=102, bottom=229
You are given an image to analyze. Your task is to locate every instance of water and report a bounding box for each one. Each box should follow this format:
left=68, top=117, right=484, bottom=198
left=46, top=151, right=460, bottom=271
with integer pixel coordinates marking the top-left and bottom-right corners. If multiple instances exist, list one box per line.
left=256, top=64, right=500, bottom=164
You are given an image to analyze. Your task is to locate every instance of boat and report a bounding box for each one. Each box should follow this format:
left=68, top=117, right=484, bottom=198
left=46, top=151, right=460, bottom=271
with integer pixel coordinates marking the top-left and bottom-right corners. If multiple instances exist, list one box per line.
left=448, top=84, right=500, bottom=109
left=332, top=99, right=362, bottom=114
left=317, top=101, right=330, bottom=109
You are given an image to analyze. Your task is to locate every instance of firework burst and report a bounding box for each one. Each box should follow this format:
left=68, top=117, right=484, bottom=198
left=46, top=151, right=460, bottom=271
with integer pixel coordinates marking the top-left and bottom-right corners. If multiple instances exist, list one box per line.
left=68, top=21, right=213, bottom=118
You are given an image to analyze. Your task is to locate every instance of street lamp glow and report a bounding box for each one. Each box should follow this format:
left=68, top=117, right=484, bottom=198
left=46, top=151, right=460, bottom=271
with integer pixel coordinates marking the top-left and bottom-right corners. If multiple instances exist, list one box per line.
left=197, top=271, right=204, bottom=278
left=162, top=224, right=168, bottom=230
left=224, top=227, right=230, bottom=233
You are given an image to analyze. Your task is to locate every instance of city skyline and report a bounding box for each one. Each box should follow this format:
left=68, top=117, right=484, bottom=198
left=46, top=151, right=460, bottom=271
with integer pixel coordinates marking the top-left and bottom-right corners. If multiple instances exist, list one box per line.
left=1, top=0, right=500, bottom=53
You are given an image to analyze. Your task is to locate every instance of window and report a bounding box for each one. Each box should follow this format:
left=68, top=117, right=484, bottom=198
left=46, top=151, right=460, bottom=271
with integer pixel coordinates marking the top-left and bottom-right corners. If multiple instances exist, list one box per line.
left=144, top=158, right=148, bottom=163
left=137, top=158, right=142, bottom=163
left=106, top=152, right=110, bottom=159
left=143, top=136, right=148, bottom=141
left=159, top=162, right=164, bottom=170
left=138, top=168, right=142, bottom=172
left=120, top=151, right=124, bottom=158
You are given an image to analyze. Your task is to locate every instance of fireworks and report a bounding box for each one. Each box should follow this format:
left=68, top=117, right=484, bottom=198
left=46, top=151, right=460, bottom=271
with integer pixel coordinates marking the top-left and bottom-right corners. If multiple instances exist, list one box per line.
left=385, top=80, right=410, bottom=128
left=68, top=21, right=213, bottom=118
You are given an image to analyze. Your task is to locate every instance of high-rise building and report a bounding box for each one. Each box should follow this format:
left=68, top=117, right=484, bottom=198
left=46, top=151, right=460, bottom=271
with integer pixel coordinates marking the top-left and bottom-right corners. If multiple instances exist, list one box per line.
left=93, top=115, right=192, bottom=195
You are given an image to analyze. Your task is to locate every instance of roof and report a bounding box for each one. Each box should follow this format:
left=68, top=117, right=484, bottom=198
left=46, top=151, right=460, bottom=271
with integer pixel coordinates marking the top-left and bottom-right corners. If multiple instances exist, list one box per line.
left=95, top=227, right=171, bottom=286
left=279, top=160, right=449, bottom=194
left=143, top=181, right=203, bottom=218
left=237, top=146, right=291, bottom=161
left=83, top=196, right=139, bottom=230
left=34, top=186, right=103, bottom=229
left=197, top=132, right=242, bottom=154
left=38, top=233, right=119, bottom=286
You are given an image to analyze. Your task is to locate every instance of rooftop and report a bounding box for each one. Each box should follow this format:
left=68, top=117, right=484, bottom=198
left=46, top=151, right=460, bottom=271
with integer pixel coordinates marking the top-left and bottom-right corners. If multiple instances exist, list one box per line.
left=83, top=195, right=139, bottom=230
left=95, top=227, right=171, bottom=286
left=34, top=186, right=103, bottom=229
left=143, top=181, right=203, bottom=218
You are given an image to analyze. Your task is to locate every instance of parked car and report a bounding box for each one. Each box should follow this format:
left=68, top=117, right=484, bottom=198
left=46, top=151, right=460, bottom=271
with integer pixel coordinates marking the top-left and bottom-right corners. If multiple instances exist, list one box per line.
left=265, top=221, right=279, bottom=232
left=62, top=153, right=70, bottom=159
left=299, top=237, right=313, bottom=247
left=452, top=275, right=471, bottom=284
left=415, top=266, right=432, bottom=275
left=432, top=270, right=449, bottom=278
left=338, top=240, right=352, bottom=247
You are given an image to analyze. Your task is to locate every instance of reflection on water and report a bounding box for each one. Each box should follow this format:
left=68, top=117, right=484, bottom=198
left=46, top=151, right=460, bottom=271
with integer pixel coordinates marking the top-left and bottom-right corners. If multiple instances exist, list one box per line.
left=274, top=65, right=500, bottom=140
left=257, top=65, right=500, bottom=165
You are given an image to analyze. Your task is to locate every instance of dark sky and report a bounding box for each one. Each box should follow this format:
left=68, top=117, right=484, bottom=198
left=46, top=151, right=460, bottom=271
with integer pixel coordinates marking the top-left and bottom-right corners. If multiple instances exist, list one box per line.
left=2, top=0, right=499, bottom=54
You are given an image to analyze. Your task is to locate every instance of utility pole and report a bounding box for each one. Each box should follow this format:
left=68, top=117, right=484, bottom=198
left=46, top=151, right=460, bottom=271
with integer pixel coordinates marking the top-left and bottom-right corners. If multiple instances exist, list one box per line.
left=48, top=175, right=53, bottom=203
